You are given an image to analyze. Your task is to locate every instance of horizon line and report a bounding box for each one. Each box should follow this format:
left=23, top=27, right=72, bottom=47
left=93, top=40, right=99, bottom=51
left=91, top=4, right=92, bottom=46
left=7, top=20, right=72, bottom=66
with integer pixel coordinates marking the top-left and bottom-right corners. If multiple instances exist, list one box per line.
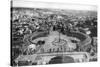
left=12, top=0, right=97, bottom=11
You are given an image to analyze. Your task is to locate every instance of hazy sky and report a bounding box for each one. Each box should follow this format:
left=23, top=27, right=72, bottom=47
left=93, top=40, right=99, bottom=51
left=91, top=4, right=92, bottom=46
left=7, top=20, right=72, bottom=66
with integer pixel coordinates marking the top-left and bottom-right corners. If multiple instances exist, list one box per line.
left=12, top=0, right=97, bottom=11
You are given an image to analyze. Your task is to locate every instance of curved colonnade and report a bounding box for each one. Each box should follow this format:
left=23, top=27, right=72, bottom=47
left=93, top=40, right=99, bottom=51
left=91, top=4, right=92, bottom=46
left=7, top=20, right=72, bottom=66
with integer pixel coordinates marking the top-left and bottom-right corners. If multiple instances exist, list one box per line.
left=15, top=31, right=91, bottom=64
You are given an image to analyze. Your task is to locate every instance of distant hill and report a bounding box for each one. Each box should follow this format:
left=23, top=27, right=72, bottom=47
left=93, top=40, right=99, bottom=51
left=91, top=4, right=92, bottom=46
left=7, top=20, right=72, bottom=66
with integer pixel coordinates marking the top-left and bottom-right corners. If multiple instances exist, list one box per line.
left=12, top=7, right=97, bottom=17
